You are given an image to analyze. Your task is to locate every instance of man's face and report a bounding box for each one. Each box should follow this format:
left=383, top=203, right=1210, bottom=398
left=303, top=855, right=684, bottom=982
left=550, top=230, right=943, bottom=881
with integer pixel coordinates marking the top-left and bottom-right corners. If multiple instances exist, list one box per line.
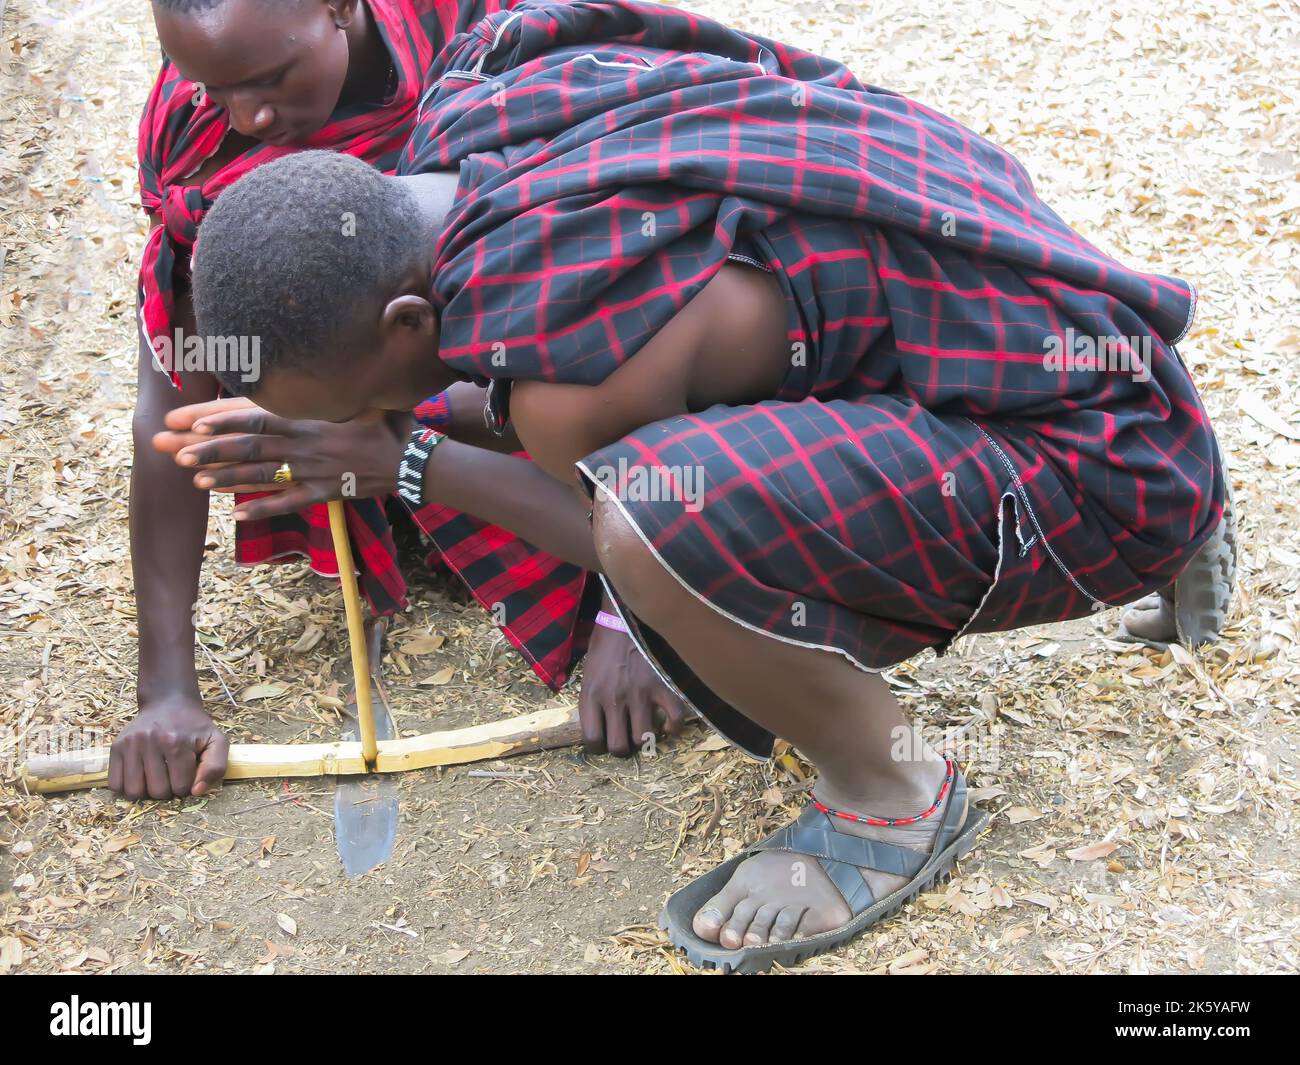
left=154, top=0, right=353, bottom=144
left=250, top=310, right=454, bottom=422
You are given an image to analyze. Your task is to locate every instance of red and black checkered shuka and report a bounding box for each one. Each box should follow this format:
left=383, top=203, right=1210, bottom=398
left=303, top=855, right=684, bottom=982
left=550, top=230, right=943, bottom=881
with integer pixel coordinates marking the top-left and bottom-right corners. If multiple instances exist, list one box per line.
left=137, top=0, right=595, bottom=690
left=404, top=0, right=1225, bottom=755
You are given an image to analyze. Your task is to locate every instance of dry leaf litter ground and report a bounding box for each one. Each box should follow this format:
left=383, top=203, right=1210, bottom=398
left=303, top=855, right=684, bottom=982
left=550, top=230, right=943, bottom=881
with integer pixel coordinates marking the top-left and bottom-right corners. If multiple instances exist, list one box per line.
left=1, top=0, right=1297, bottom=974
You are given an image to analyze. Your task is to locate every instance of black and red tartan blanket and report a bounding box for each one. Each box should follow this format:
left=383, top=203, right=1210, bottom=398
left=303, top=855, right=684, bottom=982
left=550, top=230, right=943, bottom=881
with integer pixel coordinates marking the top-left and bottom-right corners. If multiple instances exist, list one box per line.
left=403, top=0, right=1224, bottom=753
left=136, top=0, right=598, bottom=690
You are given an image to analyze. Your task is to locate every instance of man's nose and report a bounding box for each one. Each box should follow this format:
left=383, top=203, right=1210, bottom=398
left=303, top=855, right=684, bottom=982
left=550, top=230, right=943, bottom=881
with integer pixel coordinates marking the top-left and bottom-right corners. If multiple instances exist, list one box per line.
left=226, top=95, right=276, bottom=137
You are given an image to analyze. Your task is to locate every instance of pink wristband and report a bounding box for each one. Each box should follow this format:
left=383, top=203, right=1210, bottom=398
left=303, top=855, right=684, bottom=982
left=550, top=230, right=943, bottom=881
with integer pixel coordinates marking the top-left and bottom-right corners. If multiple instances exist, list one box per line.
left=595, top=609, right=629, bottom=634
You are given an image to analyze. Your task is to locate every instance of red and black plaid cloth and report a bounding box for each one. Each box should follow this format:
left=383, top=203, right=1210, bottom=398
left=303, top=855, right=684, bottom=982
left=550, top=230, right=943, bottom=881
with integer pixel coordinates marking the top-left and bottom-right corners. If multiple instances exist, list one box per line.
left=137, top=0, right=594, bottom=690
left=404, top=0, right=1224, bottom=755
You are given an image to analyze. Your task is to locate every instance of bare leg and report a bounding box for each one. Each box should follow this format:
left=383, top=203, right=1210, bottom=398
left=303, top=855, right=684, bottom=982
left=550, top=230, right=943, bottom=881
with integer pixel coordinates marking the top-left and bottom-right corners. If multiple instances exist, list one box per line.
left=593, top=494, right=965, bottom=947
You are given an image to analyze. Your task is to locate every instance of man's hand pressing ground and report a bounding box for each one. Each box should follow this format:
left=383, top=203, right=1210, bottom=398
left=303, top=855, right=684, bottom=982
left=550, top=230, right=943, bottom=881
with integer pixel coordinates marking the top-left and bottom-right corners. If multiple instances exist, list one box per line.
left=579, top=619, right=689, bottom=757
left=108, top=697, right=229, bottom=800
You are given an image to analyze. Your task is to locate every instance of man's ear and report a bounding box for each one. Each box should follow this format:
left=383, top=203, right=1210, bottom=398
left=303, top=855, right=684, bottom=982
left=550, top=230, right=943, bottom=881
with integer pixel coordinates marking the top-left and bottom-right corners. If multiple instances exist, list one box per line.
left=379, top=293, right=436, bottom=337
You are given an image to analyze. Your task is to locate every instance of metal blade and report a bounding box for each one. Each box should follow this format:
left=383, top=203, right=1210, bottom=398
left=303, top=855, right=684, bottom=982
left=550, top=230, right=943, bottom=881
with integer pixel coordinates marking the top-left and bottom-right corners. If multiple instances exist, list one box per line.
left=323, top=512, right=397, bottom=879
left=334, top=673, right=400, bottom=876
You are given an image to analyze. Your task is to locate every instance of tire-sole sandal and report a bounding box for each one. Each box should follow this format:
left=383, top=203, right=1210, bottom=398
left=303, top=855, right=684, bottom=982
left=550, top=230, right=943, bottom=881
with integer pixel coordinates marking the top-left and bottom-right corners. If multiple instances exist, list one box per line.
left=1117, top=447, right=1237, bottom=651
left=659, top=762, right=990, bottom=974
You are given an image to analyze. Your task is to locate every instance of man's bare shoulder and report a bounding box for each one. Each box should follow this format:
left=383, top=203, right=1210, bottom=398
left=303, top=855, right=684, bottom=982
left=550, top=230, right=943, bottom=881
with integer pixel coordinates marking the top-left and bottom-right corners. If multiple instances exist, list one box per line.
left=510, top=262, right=792, bottom=478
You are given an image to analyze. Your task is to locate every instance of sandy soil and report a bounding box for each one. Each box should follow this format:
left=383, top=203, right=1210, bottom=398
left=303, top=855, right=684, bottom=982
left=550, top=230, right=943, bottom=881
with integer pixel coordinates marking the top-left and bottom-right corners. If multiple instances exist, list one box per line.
left=1, top=0, right=1297, bottom=974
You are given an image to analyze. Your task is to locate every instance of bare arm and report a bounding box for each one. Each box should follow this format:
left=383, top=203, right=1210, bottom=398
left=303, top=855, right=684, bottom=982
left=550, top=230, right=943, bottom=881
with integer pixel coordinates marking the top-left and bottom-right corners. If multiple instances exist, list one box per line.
left=509, top=264, right=791, bottom=481
left=112, top=216, right=229, bottom=800
left=130, top=284, right=217, bottom=706
left=419, top=440, right=600, bottom=571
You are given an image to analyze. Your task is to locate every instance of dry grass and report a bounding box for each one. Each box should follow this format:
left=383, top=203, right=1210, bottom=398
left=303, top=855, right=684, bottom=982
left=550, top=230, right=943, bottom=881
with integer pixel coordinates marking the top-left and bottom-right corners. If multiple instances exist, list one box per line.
left=0, top=0, right=1296, bottom=974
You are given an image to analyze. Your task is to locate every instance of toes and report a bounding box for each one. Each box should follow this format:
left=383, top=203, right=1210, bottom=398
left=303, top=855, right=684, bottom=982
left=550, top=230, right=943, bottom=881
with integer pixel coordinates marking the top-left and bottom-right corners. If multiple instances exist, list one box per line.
left=692, top=878, right=749, bottom=944
left=688, top=853, right=858, bottom=952
left=720, top=898, right=760, bottom=949
left=743, top=903, right=781, bottom=946
left=769, top=905, right=806, bottom=944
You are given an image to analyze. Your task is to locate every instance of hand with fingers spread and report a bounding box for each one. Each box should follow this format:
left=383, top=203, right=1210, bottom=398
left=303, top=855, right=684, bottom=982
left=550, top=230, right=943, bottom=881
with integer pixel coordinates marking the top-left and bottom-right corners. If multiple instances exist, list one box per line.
left=155, top=398, right=411, bottom=522
left=579, top=601, right=689, bottom=757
